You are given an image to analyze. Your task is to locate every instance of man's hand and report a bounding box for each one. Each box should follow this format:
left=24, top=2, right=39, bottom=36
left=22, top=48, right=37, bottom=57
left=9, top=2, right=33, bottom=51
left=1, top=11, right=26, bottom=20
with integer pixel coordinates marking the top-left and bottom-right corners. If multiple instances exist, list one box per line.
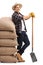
left=30, top=12, right=35, bottom=17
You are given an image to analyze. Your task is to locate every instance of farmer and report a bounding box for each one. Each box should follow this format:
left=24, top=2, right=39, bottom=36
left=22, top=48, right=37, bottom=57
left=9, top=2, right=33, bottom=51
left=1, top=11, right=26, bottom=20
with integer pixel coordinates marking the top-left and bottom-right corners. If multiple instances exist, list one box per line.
left=12, top=3, right=34, bottom=62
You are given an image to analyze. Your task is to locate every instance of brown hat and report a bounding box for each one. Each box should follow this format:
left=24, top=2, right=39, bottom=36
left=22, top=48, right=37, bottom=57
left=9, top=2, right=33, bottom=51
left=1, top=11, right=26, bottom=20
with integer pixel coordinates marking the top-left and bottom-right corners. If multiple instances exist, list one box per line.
left=12, top=3, right=22, bottom=10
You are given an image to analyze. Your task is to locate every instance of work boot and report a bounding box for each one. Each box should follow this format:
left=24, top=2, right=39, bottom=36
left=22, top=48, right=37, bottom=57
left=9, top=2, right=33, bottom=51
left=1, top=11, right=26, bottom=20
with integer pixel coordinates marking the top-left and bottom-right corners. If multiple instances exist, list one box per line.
left=16, top=53, right=25, bottom=62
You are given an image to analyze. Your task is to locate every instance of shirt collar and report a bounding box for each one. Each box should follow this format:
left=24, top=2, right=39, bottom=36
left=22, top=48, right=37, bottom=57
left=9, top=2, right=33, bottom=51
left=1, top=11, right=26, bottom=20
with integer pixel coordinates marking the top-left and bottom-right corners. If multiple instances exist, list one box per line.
left=15, top=11, right=20, bottom=14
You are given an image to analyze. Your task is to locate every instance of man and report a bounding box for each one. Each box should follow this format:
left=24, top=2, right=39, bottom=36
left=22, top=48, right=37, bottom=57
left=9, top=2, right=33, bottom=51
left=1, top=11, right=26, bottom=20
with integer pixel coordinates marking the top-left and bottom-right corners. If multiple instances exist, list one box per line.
left=12, top=3, right=34, bottom=62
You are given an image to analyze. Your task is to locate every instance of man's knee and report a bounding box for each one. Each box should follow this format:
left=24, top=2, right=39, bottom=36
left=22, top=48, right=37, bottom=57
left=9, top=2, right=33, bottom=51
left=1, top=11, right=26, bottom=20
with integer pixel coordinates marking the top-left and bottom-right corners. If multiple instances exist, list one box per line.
left=26, top=40, right=30, bottom=46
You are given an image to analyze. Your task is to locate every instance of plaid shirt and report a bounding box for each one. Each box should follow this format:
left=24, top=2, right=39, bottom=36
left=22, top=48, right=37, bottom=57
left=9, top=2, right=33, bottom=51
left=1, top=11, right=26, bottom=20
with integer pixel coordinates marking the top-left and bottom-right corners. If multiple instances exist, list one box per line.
left=12, top=11, right=23, bottom=33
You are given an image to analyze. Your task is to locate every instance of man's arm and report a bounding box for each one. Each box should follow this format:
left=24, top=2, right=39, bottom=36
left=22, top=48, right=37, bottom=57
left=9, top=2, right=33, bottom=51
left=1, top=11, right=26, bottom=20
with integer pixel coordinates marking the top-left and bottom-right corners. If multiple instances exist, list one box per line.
left=23, top=13, right=31, bottom=20
left=23, top=12, right=35, bottom=20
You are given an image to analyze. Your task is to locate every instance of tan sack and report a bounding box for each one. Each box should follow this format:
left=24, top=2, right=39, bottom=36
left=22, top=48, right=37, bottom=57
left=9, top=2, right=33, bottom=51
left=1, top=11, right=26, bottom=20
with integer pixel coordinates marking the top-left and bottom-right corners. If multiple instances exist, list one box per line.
left=0, top=31, right=17, bottom=39
left=0, top=47, right=17, bottom=55
left=0, top=56, right=18, bottom=63
left=0, top=39, right=18, bottom=47
left=0, top=17, right=16, bottom=32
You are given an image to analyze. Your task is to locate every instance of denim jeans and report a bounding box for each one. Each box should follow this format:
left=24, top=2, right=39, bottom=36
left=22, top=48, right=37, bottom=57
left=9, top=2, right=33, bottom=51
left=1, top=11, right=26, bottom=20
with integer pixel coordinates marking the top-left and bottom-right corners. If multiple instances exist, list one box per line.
left=17, top=31, right=30, bottom=55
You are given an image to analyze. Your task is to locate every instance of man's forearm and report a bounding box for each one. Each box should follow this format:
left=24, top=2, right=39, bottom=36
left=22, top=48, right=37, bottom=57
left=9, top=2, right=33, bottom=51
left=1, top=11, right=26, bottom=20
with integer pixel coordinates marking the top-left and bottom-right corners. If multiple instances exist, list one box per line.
left=23, top=15, right=31, bottom=20
left=23, top=12, right=35, bottom=20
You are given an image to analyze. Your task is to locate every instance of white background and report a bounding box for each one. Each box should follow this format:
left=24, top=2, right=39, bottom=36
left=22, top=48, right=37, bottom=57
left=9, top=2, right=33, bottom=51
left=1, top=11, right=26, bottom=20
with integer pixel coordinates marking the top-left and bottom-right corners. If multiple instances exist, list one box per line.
left=0, top=0, right=43, bottom=65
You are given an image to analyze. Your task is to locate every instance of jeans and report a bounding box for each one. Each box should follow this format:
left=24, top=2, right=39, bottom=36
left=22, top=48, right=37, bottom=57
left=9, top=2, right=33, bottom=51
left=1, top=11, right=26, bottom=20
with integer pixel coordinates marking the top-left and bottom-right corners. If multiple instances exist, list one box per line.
left=17, top=31, right=30, bottom=55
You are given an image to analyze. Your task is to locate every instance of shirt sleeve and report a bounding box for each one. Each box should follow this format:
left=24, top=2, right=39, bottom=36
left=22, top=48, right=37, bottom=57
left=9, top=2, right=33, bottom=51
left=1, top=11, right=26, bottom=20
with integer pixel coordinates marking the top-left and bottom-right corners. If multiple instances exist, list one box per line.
left=12, top=13, right=18, bottom=24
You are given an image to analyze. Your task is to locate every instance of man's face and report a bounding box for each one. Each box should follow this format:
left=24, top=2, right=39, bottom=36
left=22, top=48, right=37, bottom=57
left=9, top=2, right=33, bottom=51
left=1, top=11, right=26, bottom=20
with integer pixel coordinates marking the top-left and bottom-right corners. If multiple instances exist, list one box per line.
left=15, top=5, right=21, bottom=12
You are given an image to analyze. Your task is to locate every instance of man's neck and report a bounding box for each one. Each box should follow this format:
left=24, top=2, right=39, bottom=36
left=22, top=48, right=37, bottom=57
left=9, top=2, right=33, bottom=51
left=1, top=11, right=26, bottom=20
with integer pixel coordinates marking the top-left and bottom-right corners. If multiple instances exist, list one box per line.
left=15, top=11, right=20, bottom=13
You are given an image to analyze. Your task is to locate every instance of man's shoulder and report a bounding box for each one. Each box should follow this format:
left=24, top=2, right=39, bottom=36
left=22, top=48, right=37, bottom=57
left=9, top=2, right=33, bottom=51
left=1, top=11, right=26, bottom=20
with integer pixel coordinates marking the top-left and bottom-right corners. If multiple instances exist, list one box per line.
left=12, top=12, right=17, bottom=17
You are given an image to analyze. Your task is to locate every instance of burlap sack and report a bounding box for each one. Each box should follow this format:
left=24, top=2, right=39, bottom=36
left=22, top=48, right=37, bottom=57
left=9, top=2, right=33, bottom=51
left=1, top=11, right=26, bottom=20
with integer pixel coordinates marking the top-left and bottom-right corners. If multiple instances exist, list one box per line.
left=0, top=39, right=18, bottom=47
left=0, top=47, right=17, bottom=55
left=0, top=17, right=16, bottom=32
left=0, top=31, right=17, bottom=39
left=0, top=56, right=18, bottom=63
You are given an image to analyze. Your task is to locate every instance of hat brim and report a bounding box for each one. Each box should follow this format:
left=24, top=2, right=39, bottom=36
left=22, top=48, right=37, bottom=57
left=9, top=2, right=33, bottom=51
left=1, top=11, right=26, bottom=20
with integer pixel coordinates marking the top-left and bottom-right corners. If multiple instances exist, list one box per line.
left=12, top=3, right=22, bottom=10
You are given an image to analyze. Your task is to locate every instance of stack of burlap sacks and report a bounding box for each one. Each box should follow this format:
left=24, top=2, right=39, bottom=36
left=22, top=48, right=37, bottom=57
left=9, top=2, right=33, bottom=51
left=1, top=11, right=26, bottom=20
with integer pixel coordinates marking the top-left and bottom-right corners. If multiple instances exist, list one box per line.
left=0, top=17, right=19, bottom=63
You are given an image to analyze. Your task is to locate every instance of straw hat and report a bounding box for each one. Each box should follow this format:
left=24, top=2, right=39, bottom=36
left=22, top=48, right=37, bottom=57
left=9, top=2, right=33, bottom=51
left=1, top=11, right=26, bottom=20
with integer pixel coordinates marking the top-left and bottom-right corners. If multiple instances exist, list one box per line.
left=12, top=3, right=22, bottom=10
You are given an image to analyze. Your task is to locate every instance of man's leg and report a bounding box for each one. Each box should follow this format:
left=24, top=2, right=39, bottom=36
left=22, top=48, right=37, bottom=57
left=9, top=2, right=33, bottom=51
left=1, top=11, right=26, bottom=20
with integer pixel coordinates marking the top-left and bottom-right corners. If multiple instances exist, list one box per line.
left=18, top=31, right=30, bottom=55
left=17, top=36, right=22, bottom=50
left=17, top=33, right=25, bottom=62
